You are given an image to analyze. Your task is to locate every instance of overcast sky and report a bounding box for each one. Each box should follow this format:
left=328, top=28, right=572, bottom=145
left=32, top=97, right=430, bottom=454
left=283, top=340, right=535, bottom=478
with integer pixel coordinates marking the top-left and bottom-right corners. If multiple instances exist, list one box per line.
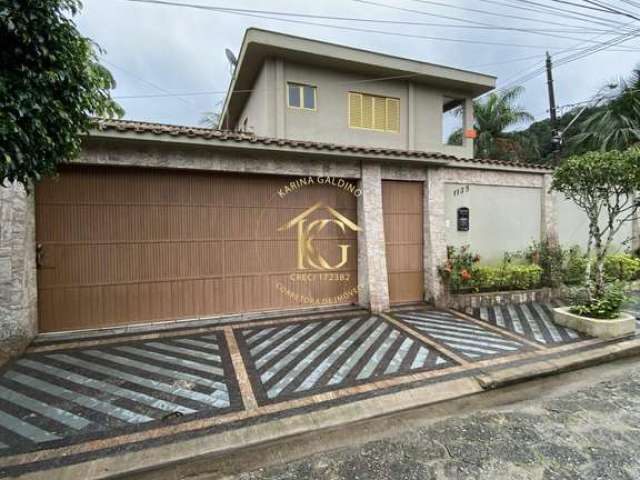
left=77, top=0, right=640, bottom=130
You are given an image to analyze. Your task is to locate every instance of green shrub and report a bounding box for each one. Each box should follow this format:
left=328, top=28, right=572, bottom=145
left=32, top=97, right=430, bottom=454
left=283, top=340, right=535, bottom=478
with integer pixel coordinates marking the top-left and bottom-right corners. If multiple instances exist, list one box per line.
left=569, top=283, right=628, bottom=319
left=563, top=246, right=588, bottom=286
left=603, top=253, right=640, bottom=282
left=463, top=264, right=542, bottom=293
left=525, top=239, right=564, bottom=288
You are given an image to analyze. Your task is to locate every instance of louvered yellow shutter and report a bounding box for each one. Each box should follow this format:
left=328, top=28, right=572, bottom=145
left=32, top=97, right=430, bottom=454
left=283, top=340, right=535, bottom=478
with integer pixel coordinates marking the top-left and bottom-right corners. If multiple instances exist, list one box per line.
left=386, top=98, right=400, bottom=132
left=362, top=95, right=373, bottom=129
left=373, top=96, right=386, bottom=130
left=349, top=93, right=362, bottom=128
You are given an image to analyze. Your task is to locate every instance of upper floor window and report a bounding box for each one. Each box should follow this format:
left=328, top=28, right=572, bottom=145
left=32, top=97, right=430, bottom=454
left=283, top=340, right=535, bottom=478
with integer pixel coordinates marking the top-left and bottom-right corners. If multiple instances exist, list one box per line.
left=443, top=96, right=465, bottom=145
left=288, top=83, right=317, bottom=110
left=348, top=92, right=400, bottom=133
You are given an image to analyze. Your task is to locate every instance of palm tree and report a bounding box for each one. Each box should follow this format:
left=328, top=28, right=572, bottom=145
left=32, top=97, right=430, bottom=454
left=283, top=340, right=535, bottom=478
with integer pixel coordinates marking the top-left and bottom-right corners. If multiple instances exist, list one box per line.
left=569, top=69, right=640, bottom=152
left=448, top=86, right=534, bottom=159
left=473, top=86, right=535, bottom=158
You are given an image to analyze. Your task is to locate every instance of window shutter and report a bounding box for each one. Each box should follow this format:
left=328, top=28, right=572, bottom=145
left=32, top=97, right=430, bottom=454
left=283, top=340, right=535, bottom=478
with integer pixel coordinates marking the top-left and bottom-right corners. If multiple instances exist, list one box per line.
left=349, top=93, right=362, bottom=128
left=386, top=98, right=400, bottom=132
left=373, top=96, right=386, bottom=130
left=362, top=95, right=373, bottom=129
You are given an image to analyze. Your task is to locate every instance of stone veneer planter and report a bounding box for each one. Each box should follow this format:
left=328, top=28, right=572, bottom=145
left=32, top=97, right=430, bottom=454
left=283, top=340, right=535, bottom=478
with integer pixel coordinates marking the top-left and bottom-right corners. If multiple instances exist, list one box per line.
left=447, top=288, right=554, bottom=311
left=553, top=307, right=636, bottom=339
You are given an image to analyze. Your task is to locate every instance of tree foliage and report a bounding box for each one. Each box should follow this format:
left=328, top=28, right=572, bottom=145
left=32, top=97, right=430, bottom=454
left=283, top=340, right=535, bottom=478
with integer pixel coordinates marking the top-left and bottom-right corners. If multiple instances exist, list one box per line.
left=1, top=0, right=122, bottom=189
left=495, top=66, right=640, bottom=164
left=448, top=86, right=534, bottom=160
left=551, top=149, right=640, bottom=299
left=568, top=70, right=640, bottom=152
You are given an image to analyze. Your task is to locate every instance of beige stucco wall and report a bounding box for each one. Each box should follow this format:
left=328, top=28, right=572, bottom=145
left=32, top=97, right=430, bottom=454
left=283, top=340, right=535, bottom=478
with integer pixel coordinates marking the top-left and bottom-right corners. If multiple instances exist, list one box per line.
left=444, top=183, right=542, bottom=263
left=237, top=61, right=272, bottom=136
left=555, top=193, right=635, bottom=252
left=239, top=59, right=475, bottom=158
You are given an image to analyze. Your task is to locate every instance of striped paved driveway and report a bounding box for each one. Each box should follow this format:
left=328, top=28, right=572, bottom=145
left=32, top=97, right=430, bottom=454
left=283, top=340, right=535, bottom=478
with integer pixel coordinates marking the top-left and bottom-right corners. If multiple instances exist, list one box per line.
left=393, top=310, right=529, bottom=360
left=235, top=315, right=456, bottom=405
left=0, top=332, right=241, bottom=455
left=0, top=304, right=611, bottom=469
left=471, top=302, right=586, bottom=345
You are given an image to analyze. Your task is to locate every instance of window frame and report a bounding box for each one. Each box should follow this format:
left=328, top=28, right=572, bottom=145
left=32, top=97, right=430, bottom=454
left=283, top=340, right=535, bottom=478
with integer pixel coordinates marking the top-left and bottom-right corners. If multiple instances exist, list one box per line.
left=286, top=82, right=317, bottom=111
left=347, top=92, right=400, bottom=133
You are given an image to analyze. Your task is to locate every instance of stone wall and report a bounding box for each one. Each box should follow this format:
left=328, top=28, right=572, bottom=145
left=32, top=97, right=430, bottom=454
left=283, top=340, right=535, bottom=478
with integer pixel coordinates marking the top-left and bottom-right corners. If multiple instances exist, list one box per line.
left=0, top=182, right=37, bottom=365
left=448, top=288, right=555, bottom=315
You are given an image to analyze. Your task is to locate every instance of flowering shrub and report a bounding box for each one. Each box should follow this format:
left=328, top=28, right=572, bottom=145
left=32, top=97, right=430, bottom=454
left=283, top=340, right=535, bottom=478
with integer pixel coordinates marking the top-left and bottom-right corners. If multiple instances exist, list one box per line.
left=438, top=246, right=481, bottom=293
left=440, top=246, right=542, bottom=293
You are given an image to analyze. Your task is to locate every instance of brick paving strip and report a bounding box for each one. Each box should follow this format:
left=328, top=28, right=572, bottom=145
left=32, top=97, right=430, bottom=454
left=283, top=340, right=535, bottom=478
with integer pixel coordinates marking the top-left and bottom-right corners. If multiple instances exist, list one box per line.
left=0, top=305, right=639, bottom=478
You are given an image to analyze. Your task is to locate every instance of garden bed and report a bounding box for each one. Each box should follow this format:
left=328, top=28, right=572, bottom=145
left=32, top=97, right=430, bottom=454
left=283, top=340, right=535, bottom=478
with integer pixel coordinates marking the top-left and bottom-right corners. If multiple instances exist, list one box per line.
left=553, top=306, right=636, bottom=339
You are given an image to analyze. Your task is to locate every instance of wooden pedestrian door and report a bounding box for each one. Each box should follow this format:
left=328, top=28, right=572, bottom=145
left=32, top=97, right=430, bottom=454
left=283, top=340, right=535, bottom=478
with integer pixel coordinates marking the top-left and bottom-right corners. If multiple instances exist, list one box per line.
left=382, top=180, right=424, bottom=304
left=35, top=166, right=358, bottom=332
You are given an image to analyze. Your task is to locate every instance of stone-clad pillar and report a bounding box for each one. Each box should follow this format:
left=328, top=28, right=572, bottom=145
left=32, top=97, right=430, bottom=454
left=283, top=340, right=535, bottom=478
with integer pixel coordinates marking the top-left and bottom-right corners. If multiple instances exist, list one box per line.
left=541, top=173, right=559, bottom=244
left=424, top=167, right=447, bottom=307
left=0, top=182, right=37, bottom=365
left=357, top=163, right=390, bottom=313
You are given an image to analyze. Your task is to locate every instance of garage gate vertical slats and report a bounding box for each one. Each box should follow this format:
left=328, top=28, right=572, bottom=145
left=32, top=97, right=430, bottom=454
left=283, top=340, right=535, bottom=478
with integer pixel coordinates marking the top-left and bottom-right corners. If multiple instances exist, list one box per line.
left=35, top=167, right=357, bottom=332
left=382, top=180, right=424, bottom=304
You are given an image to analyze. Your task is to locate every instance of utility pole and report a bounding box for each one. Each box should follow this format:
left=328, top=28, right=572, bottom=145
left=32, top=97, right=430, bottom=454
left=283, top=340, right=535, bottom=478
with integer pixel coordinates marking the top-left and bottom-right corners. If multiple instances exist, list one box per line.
left=545, top=51, right=561, bottom=163
left=545, top=51, right=557, bottom=129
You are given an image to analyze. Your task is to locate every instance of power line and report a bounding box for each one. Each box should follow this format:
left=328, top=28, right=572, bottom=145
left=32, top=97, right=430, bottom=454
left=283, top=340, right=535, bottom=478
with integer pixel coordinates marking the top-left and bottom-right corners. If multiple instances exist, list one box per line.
left=114, top=90, right=251, bottom=99
left=548, top=0, right=623, bottom=14
left=510, top=0, right=630, bottom=27
left=103, top=59, right=205, bottom=109
left=99, top=0, right=605, bottom=34
left=405, top=0, right=619, bottom=31
left=476, top=0, right=633, bottom=30
left=582, top=0, right=640, bottom=20
left=120, top=0, right=589, bottom=33
left=111, top=55, right=555, bottom=100
left=496, top=27, right=640, bottom=93
left=357, top=0, right=625, bottom=44
left=121, top=0, right=631, bottom=50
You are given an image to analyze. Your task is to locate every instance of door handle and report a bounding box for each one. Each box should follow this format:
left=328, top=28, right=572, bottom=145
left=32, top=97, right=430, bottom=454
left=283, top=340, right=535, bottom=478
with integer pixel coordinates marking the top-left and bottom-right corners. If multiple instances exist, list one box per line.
left=36, top=243, right=44, bottom=270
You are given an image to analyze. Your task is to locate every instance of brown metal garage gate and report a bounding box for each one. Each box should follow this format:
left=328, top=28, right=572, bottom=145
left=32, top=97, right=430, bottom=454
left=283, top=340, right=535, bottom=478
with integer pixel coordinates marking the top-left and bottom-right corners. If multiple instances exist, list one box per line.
left=35, top=166, right=358, bottom=332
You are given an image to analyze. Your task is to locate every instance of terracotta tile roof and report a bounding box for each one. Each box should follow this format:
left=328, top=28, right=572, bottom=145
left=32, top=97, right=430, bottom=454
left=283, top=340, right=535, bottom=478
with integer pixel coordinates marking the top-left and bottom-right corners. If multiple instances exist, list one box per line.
left=91, top=118, right=550, bottom=171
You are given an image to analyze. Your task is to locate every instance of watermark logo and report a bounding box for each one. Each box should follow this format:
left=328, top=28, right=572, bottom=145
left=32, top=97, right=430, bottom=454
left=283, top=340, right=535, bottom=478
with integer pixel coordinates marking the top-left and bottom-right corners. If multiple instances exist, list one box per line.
left=278, top=202, right=362, bottom=270
left=264, top=175, right=362, bottom=306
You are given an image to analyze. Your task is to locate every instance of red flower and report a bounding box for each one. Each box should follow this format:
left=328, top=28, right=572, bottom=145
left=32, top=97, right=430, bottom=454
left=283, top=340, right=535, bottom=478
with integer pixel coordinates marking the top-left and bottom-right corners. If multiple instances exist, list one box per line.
left=460, top=269, right=472, bottom=281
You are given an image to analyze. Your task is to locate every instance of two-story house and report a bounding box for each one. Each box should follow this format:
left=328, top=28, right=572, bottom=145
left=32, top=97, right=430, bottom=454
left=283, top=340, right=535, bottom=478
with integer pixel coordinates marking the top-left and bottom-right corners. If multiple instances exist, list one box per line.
left=2, top=28, right=557, bottom=357
left=219, top=29, right=494, bottom=159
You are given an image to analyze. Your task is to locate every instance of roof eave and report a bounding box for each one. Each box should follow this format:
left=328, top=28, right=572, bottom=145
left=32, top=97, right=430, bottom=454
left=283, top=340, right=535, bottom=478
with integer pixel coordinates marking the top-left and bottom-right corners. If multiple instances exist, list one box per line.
left=87, top=129, right=452, bottom=166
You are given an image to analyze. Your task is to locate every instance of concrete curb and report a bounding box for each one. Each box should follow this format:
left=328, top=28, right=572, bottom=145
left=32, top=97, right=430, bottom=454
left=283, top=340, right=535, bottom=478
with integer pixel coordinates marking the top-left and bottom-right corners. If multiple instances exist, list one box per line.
left=13, top=338, right=640, bottom=480
left=476, top=337, right=640, bottom=390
